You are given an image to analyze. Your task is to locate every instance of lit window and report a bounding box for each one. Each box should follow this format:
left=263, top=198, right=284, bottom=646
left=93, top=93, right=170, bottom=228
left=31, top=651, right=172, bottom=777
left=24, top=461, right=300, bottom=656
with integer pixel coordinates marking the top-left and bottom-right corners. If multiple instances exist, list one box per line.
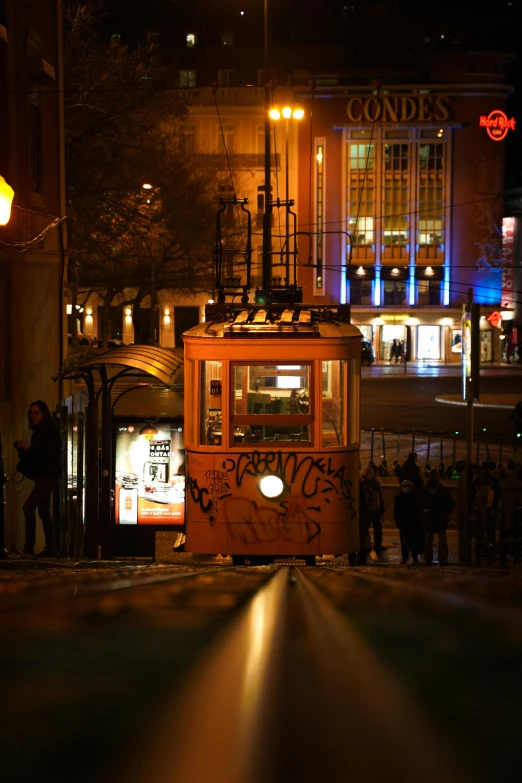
left=186, top=33, right=196, bottom=47
left=417, top=141, right=445, bottom=261
left=382, top=143, right=409, bottom=251
left=178, top=70, right=196, bottom=87
left=231, top=364, right=312, bottom=445
left=218, top=124, right=235, bottom=154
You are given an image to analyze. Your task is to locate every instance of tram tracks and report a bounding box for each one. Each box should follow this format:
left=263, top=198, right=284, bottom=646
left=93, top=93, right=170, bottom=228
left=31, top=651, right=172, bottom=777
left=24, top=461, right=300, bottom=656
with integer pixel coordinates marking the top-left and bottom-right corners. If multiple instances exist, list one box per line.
left=0, top=564, right=243, bottom=613
left=119, top=566, right=466, bottom=783
left=3, top=563, right=522, bottom=782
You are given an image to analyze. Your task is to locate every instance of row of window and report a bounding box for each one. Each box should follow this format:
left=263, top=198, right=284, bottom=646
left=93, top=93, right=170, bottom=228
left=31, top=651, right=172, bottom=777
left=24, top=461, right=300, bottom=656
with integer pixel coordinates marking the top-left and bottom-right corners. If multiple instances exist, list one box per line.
left=173, top=122, right=278, bottom=157
left=313, top=129, right=448, bottom=296
left=345, top=132, right=447, bottom=259
left=200, top=360, right=358, bottom=448
left=350, top=278, right=441, bottom=306
left=178, top=68, right=278, bottom=89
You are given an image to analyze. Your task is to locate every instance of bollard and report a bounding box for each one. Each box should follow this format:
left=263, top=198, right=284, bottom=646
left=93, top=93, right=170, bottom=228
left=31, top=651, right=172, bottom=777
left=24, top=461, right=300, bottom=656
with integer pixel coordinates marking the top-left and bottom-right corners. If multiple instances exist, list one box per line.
left=514, top=498, right=521, bottom=568
left=486, top=506, right=494, bottom=566
left=475, top=509, right=482, bottom=566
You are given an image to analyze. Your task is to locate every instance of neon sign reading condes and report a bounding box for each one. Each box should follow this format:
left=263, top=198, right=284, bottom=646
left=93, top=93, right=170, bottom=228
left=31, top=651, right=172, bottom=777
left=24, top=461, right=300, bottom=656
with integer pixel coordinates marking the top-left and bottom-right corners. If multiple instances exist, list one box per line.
left=479, top=109, right=516, bottom=141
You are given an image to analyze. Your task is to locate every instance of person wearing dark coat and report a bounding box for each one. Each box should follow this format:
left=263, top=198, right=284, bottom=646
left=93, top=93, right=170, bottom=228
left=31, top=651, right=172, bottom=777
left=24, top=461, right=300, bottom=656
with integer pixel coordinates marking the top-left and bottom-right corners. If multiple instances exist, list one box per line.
left=15, top=400, right=62, bottom=558
left=361, top=465, right=387, bottom=552
left=398, top=452, right=424, bottom=489
left=419, top=475, right=455, bottom=565
left=357, top=475, right=369, bottom=565
left=393, top=480, right=424, bottom=564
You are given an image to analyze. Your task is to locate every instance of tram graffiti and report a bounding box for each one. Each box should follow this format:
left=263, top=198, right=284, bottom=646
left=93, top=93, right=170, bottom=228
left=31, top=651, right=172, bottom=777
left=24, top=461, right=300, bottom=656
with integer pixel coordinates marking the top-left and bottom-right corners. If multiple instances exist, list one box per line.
left=187, top=451, right=356, bottom=526
left=222, top=451, right=355, bottom=504
left=224, top=494, right=320, bottom=544
left=183, top=305, right=362, bottom=557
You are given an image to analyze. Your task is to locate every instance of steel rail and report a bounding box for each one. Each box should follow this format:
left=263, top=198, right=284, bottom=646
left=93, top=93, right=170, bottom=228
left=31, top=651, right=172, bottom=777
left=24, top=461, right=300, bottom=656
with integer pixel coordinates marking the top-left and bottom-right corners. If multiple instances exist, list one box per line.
left=326, top=565, right=522, bottom=628
left=119, top=566, right=467, bottom=783
left=0, top=565, right=242, bottom=612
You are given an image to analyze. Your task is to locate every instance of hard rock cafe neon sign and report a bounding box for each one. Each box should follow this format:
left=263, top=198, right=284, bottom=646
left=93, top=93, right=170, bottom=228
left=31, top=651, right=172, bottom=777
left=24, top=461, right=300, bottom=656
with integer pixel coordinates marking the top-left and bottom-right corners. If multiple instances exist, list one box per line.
left=479, top=109, right=516, bottom=141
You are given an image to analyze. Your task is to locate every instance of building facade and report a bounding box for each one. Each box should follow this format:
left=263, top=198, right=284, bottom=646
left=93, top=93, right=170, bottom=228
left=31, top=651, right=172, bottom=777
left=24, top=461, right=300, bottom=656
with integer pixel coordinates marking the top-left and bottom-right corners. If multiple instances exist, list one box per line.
left=295, top=51, right=515, bottom=363
left=0, top=0, right=66, bottom=552
left=80, top=3, right=519, bottom=363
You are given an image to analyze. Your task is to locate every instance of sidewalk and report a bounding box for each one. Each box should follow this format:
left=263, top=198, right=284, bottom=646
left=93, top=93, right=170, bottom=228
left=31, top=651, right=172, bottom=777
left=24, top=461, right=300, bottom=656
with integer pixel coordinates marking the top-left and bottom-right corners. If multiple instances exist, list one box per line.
left=0, top=530, right=460, bottom=575
left=362, top=361, right=522, bottom=379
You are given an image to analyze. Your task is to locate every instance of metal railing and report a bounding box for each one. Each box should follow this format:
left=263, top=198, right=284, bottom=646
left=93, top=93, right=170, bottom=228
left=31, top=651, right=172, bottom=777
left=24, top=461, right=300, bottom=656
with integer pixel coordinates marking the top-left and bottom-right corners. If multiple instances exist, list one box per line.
left=468, top=499, right=522, bottom=567
left=361, top=427, right=520, bottom=479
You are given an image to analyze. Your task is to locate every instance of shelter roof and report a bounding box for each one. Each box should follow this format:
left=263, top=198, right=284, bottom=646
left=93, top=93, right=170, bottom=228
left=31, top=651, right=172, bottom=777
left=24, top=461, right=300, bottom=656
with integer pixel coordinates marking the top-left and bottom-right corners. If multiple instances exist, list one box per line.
left=54, top=345, right=184, bottom=403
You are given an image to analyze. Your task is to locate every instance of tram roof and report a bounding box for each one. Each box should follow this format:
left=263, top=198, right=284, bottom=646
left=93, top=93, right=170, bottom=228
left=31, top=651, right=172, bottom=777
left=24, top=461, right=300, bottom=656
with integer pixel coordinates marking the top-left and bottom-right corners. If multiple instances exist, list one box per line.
left=184, top=304, right=363, bottom=340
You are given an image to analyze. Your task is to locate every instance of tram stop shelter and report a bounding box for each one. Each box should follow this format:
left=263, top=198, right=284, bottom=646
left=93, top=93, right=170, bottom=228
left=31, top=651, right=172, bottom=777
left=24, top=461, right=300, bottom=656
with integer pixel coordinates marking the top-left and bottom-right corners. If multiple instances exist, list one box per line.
left=54, top=345, right=183, bottom=560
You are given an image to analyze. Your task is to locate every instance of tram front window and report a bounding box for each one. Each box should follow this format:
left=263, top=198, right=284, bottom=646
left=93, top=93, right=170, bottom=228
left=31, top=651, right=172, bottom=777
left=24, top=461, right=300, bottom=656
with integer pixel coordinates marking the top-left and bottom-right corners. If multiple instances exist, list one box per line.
left=232, top=364, right=312, bottom=444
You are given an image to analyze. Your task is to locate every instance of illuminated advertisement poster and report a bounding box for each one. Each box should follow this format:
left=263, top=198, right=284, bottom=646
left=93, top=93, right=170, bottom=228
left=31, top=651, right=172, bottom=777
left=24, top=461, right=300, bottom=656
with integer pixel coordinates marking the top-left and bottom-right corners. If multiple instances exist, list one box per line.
left=461, top=304, right=480, bottom=401
left=502, top=217, right=515, bottom=307
left=115, top=422, right=185, bottom=525
left=461, top=307, right=472, bottom=400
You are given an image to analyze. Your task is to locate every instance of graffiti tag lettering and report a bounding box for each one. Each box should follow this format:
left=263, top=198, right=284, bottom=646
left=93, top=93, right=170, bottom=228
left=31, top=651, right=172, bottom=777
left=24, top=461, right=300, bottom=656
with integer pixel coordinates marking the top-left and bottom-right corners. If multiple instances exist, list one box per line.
left=187, top=474, right=212, bottom=513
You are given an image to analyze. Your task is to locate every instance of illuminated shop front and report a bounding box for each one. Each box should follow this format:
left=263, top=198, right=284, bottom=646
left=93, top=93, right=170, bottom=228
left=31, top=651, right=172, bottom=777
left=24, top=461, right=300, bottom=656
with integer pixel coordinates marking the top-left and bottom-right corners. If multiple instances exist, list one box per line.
left=298, top=52, right=512, bottom=363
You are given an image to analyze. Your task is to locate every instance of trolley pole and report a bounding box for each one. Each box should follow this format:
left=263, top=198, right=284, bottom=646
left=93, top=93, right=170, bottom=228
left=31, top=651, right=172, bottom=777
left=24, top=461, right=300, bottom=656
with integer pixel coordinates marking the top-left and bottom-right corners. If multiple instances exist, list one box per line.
left=261, top=0, right=272, bottom=299
left=0, top=433, right=8, bottom=558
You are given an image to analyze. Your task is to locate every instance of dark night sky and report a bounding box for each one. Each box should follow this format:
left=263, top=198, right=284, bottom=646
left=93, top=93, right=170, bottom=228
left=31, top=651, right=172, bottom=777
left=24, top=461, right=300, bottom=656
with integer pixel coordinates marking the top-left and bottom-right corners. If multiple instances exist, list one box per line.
left=101, top=0, right=521, bottom=179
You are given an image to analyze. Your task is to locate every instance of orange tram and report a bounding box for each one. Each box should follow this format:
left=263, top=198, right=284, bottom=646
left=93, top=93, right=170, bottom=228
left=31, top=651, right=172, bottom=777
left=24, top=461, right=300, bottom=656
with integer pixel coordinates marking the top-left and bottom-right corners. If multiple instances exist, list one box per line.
left=183, top=302, right=362, bottom=565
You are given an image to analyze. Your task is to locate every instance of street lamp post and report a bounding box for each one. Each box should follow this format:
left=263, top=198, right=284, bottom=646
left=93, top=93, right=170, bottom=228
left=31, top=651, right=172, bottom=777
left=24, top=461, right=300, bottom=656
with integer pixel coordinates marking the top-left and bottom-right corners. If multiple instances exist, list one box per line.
left=142, top=183, right=157, bottom=344
left=269, top=107, right=304, bottom=284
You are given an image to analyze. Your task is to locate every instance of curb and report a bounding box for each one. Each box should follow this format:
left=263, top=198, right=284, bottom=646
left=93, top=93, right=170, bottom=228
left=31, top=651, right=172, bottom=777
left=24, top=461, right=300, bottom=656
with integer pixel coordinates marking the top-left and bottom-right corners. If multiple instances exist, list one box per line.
left=435, top=396, right=516, bottom=410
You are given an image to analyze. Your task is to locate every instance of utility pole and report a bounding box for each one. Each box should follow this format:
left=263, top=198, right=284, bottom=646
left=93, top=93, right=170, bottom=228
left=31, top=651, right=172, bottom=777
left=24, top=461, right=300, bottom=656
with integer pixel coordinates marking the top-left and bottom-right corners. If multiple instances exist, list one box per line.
left=460, top=287, right=480, bottom=564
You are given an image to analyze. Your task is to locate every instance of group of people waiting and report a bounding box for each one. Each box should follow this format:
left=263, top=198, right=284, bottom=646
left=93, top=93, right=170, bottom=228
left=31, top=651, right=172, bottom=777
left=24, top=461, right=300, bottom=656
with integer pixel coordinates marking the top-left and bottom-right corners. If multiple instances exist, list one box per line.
left=359, top=452, right=456, bottom=566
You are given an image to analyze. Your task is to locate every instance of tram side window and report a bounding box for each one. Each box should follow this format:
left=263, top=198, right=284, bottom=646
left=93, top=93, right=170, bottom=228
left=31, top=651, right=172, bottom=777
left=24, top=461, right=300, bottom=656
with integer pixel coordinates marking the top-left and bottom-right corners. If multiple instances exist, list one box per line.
left=349, top=358, right=360, bottom=444
left=200, top=360, right=223, bottom=445
left=232, top=363, right=311, bottom=444
left=322, top=360, right=346, bottom=446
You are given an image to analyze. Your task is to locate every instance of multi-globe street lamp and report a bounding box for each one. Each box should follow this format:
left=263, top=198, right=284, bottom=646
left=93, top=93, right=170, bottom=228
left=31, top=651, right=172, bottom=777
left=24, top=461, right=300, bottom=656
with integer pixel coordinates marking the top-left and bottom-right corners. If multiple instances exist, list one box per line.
left=269, top=106, right=304, bottom=282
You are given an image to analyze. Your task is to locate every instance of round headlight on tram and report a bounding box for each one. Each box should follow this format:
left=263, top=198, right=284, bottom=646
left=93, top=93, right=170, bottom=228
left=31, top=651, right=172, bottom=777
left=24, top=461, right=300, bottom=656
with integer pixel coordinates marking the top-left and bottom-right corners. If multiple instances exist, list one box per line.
left=258, top=474, right=285, bottom=499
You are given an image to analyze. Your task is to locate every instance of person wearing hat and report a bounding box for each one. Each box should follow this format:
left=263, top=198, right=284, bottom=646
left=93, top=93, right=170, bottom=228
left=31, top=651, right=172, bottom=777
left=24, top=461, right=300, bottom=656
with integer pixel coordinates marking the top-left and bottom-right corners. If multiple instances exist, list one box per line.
left=419, top=475, right=455, bottom=565
left=393, top=479, right=424, bottom=564
left=397, top=452, right=424, bottom=489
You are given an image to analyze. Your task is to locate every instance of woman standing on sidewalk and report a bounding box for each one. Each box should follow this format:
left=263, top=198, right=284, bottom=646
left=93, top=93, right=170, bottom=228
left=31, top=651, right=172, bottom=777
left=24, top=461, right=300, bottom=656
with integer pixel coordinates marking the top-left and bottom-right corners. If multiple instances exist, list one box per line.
left=15, top=401, right=62, bottom=558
